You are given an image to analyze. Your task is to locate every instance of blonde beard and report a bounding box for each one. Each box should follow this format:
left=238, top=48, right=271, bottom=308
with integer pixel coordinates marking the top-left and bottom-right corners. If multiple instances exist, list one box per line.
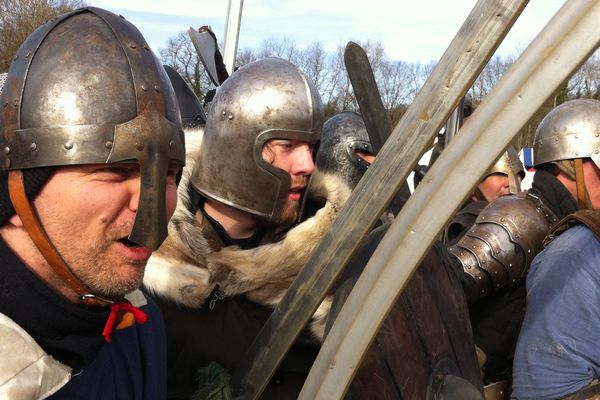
left=279, top=198, right=300, bottom=225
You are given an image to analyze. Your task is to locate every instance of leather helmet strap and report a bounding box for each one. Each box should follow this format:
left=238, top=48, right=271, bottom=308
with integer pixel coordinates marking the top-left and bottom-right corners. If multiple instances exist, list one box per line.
left=8, top=170, right=111, bottom=307
left=574, top=158, right=587, bottom=209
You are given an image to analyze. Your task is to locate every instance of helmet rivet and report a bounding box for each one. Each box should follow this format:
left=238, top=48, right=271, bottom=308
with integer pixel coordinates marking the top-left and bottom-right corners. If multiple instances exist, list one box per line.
left=575, top=135, right=578, bottom=139
left=129, top=43, right=137, bottom=49
left=4, top=158, right=10, bottom=168
left=228, top=114, right=233, bottom=120
left=169, top=140, right=175, bottom=149
left=25, top=51, right=31, bottom=59
left=3, top=147, right=10, bottom=155
left=141, top=84, right=148, bottom=92
left=30, top=142, right=37, bottom=151
left=105, top=141, right=113, bottom=149
left=143, top=44, right=150, bottom=51
left=221, top=111, right=227, bottom=116
left=153, top=85, right=160, bottom=92
left=364, top=144, right=368, bottom=148
left=64, top=141, right=73, bottom=150
left=136, top=142, right=144, bottom=151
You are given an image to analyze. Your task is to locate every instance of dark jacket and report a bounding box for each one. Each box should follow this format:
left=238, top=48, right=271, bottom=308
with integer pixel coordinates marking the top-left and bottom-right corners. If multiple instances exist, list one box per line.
left=0, top=238, right=166, bottom=399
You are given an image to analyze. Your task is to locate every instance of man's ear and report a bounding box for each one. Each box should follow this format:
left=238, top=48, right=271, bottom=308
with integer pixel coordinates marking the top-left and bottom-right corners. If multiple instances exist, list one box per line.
left=8, top=213, right=24, bottom=227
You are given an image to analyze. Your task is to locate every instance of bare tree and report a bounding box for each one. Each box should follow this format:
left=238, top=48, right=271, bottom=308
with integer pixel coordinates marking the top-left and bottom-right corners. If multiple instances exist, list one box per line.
left=159, top=31, right=212, bottom=101
left=1, top=0, right=86, bottom=72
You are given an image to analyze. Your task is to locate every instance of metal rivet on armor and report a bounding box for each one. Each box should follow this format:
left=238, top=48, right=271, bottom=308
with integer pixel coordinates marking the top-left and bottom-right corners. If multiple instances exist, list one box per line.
left=335, top=138, right=340, bottom=143
left=129, top=43, right=137, bottom=49
left=482, top=260, right=486, bottom=264
left=25, top=51, right=31, bottom=59
left=228, top=115, right=233, bottom=120
left=169, top=140, right=175, bottom=149
left=144, top=44, right=150, bottom=51
left=105, top=141, right=113, bottom=149
left=481, top=216, right=485, bottom=220
left=135, top=142, right=144, bottom=151
left=555, top=137, right=559, bottom=142
left=4, top=158, right=10, bottom=168
left=3, top=147, right=9, bottom=155
left=30, top=143, right=38, bottom=151
left=364, top=144, right=368, bottom=148
left=478, top=276, right=482, bottom=280
left=500, top=217, right=505, bottom=222
left=13, top=100, right=18, bottom=107
left=515, top=234, right=519, bottom=238
left=222, top=111, right=227, bottom=116
left=153, top=85, right=160, bottom=92
left=527, top=249, right=531, bottom=253
left=509, top=263, right=513, bottom=267
left=64, top=141, right=73, bottom=150
left=575, top=135, right=578, bottom=139
left=141, top=84, right=148, bottom=92
left=575, top=152, right=579, bottom=156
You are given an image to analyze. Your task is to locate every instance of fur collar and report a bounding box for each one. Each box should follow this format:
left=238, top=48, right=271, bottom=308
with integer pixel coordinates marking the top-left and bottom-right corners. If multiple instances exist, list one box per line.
left=143, top=129, right=352, bottom=339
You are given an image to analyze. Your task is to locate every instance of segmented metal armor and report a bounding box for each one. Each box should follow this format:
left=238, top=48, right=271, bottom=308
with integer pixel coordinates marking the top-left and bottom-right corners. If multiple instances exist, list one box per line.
left=448, top=193, right=558, bottom=302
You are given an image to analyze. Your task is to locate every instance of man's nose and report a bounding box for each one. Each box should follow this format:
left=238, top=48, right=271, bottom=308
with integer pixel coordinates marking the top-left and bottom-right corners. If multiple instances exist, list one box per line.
left=292, top=145, right=315, bottom=176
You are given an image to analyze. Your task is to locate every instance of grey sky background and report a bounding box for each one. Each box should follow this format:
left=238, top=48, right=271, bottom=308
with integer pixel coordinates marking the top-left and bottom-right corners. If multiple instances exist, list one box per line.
left=89, top=0, right=566, bottom=64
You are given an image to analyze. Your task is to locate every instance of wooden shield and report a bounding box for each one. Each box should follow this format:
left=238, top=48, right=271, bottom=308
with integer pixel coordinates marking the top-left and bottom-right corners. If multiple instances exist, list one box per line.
left=326, top=226, right=483, bottom=399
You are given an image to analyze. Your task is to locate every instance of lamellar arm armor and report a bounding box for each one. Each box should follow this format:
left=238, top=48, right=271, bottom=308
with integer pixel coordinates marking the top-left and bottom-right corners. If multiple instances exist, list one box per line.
left=448, top=192, right=557, bottom=303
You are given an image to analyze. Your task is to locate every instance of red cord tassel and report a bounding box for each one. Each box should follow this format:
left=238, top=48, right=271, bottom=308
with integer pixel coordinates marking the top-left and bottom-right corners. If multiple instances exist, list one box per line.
left=102, top=302, right=148, bottom=342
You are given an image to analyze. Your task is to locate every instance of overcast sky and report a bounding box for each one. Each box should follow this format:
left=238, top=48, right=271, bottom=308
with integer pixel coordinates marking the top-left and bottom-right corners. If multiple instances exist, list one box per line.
left=89, top=0, right=566, bottom=64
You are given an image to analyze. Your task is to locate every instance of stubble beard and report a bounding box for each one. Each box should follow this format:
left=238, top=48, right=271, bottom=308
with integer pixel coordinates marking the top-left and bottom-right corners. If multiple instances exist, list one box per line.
left=49, top=224, right=147, bottom=299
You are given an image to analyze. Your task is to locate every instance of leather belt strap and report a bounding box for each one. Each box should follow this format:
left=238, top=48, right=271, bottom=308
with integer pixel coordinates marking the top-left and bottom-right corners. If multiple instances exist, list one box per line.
left=575, top=158, right=587, bottom=209
left=8, top=170, right=112, bottom=307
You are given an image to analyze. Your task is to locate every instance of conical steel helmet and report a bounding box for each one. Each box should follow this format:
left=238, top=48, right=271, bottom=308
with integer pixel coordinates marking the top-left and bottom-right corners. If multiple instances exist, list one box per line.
left=0, top=7, right=185, bottom=250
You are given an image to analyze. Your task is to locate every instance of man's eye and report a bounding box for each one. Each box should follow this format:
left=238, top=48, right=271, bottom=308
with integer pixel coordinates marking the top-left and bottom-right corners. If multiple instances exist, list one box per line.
left=277, top=142, right=294, bottom=150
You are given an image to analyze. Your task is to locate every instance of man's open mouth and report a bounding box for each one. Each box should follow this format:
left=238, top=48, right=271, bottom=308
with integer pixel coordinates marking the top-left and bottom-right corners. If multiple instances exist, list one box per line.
left=118, top=237, right=141, bottom=248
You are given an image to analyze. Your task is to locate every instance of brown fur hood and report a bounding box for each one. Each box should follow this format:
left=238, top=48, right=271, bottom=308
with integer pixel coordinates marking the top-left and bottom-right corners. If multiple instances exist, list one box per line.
left=143, top=129, right=352, bottom=339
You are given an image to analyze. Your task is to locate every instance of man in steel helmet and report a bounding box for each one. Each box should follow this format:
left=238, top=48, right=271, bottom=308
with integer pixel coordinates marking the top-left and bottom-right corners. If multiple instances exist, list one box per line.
left=0, top=7, right=184, bottom=399
left=445, top=146, right=526, bottom=245
left=144, top=57, right=354, bottom=398
left=449, top=99, right=600, bottom=397
left=511, top=99, right=600, bottom=400
left=469, top=146, right=525, bottom=203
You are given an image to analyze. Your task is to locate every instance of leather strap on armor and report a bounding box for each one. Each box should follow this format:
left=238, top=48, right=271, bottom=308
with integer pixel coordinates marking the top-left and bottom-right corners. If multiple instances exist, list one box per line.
left=545, top=209, right=600, bottom=246
left=8, top=170, right=113, bottom=307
